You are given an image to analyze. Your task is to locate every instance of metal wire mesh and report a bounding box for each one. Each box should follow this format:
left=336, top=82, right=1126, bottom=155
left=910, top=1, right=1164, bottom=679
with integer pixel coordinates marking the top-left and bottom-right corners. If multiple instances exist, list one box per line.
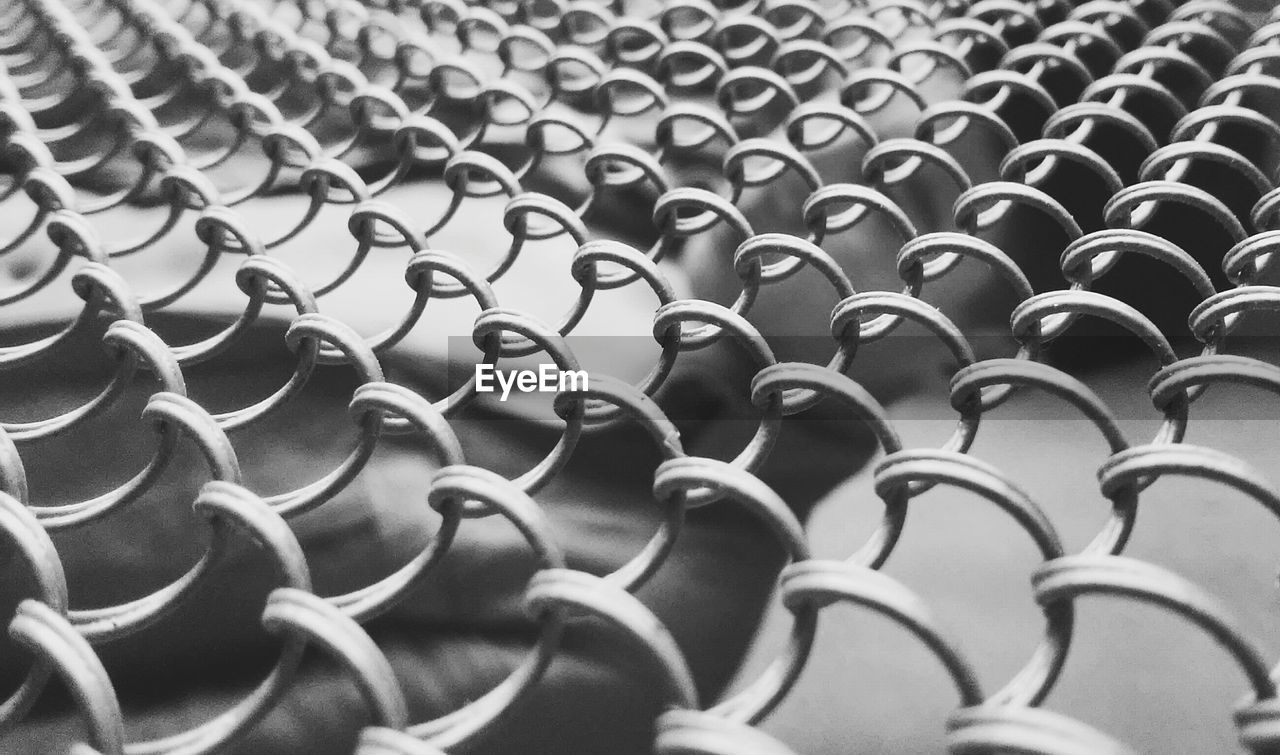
left=2, top=0, right=1280, bottom=751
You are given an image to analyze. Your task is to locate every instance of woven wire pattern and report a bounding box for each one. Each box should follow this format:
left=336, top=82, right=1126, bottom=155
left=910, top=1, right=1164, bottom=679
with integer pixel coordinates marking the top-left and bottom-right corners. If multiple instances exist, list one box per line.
left=1, top=0, right=1279, bottom=751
